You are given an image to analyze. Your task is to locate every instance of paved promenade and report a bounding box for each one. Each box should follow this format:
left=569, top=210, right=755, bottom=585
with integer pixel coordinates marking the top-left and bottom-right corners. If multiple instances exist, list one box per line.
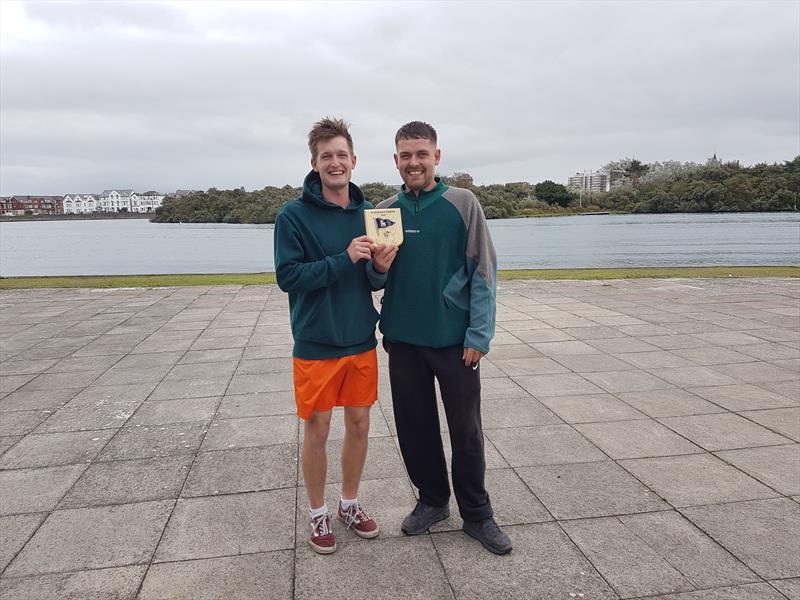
left=0, top=278, right=798, bottom=600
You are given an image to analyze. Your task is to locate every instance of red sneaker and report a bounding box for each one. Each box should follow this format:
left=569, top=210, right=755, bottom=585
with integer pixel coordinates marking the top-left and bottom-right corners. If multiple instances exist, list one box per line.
left=338, top=501, right=380, bottom=539
left=309, top=512, right=336, bottom=554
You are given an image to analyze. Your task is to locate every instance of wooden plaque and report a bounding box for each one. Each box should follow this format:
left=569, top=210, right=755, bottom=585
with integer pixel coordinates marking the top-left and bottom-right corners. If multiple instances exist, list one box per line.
left=364, top=208, right=403, bottom=246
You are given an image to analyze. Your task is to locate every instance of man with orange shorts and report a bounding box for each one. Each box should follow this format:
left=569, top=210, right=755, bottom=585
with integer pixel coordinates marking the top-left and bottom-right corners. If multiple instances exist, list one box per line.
left=274, top=118, right=397, bottom=554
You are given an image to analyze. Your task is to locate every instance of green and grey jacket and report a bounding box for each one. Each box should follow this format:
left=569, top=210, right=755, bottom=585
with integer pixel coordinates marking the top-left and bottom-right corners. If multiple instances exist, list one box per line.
left=377, top=179, right=497, bottom=354
left=274, top=170, right=386, bottom=360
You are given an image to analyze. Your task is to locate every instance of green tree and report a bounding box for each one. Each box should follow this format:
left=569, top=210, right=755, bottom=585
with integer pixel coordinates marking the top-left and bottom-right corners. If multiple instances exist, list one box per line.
left=534, top=180, right=574, bottom=207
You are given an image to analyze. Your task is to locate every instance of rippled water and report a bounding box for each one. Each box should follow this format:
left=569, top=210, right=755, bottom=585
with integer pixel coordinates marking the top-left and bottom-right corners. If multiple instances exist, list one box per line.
left=1, top=212, right=797, bottom=276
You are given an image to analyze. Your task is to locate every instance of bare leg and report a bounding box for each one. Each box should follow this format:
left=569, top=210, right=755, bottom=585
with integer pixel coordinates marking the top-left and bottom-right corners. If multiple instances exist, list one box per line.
left=303, top=410, right=332, bottom=508
left=341, top=405, right=371, bottom=499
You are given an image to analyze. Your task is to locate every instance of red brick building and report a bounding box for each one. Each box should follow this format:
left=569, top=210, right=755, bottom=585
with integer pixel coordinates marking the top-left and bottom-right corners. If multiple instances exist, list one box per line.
left=3, top=195, right=64, bottom=215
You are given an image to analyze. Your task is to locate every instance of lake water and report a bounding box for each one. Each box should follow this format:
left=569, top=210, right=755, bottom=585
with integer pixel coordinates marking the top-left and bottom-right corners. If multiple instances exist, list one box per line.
left=1, top=213, right=798, bottom=277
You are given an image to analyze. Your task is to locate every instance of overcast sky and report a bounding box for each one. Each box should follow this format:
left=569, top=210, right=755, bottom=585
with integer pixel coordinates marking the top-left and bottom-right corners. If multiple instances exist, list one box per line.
left=1, top=0, right=798, bottom=195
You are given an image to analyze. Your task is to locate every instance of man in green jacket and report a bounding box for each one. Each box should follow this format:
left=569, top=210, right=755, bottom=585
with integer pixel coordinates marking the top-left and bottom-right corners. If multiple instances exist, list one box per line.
left=378, top=121, right=512, bottom=555
left=274, top=118, right=397, bottom=554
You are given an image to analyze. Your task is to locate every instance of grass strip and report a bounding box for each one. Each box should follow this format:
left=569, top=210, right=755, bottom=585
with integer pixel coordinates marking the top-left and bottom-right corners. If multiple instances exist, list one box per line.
left=1, top=266, right=797, bottom=289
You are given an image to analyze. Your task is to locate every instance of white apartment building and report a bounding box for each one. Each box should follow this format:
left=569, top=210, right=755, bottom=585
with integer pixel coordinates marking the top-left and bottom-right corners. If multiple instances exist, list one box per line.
left=99, top=189, right=135, bottom=212
left=131, top=191, right=165, bottom=213
left=568, top=172, right=609, bottom=193
left=62, top=194, right=98, bottom=214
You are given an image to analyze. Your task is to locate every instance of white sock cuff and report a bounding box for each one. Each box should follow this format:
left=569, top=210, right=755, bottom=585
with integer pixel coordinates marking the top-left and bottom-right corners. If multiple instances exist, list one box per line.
left=309, top=504, right=328, bottom=518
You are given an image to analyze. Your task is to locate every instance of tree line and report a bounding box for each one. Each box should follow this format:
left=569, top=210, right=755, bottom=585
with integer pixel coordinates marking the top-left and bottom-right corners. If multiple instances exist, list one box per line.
left=151, top=156, right=799, bottom=224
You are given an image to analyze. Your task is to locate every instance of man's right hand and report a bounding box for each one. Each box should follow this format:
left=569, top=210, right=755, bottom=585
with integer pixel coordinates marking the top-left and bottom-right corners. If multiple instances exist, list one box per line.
left=347, top=235, right=374, bottom=264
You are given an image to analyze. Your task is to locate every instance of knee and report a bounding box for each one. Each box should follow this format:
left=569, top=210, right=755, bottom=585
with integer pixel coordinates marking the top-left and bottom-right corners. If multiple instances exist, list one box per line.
left=345, top=413, right=370, bottom=439
left=305, top=419, right=330, bottom=449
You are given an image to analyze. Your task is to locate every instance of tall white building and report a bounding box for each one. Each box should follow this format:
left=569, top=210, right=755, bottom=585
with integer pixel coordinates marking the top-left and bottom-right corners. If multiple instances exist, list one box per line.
left=568, top=172, right=609, bottom=193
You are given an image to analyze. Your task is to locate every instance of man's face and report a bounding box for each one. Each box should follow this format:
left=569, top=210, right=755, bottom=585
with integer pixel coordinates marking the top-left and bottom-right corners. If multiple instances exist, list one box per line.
left=312, top=136, right=356, bottom=191
left=394, top=137, right=441, bottom=193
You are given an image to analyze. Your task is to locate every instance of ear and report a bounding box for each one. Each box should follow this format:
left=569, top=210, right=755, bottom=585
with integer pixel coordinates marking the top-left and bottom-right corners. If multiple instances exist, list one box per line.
left=311, top=157, right=319, bottom=172
left=393, top=153, right=399, bottom=168
left=434, top=148, right=441, bottom=166
left=351, top=154, right=357, bottom=170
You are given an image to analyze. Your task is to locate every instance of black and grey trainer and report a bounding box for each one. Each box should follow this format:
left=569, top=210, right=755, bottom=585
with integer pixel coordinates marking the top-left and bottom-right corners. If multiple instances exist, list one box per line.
left=463, top=518, right=512, bottom=555
left=401, top=501, right=450, bottom=535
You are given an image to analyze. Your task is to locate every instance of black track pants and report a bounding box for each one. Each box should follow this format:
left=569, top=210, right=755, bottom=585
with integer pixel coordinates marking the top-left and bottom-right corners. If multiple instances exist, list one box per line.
left=387, top=341, right=493, bottom=521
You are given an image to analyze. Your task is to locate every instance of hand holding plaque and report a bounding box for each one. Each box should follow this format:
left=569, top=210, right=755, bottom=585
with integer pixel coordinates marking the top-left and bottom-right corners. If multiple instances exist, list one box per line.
left=364, top=208, right=403, bottom=246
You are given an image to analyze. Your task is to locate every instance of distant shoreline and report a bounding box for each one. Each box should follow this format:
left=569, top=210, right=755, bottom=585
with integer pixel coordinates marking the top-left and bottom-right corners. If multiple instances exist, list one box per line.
left=4, top=209, right=800, bottom=224
left=1, top=266, right=797, bottom=289
left=0, top=213, right=151, bottom=222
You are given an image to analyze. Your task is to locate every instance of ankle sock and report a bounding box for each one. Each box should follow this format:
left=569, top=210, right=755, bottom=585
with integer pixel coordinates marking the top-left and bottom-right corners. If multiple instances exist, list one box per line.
left=340, top=497, right=358, bottom=510
left=309, top=504, right=328, bottom=519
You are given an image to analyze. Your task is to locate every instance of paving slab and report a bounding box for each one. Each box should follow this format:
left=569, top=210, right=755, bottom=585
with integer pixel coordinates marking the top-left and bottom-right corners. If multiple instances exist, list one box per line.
left=138, top=552, right=293, bottom=600
left=682, top=498, right=800, bottom=579
left=479, top=395, right=562, bottom=428
left=4, top=500, right=173, bottom=577
left=58, top=455, right=192, bottom=509
left=511, top=373, right=605, bottom=397
left=34, top=400, right=140, bottom=433
left=0, top=430, right=115, bottom=469
left=616, top=388, right=724, bottom=417
left=0, top=565, right=146, bottom=600
left=0, top=464, right=86, bottom=515
left=517, top=461, right=668, bottom=519
left=658, top=412, right=793, bottom=451
left=619, top=511, right=758, bottom=589
left=97, top=422, right=207, bottom=461
left=739, top=407, right=800, bottom=441
left=715, top=444, right=800, bottom=496
left=182, top=444, right=297, bottom=497
left=562, top=516, right=697, bottom=598
left=216, top=391, right=296, bottom=417
left=148, top=377, right=231, bottom=401
left=538, top=393, right=646, bottom=423
left=154, top=489, right=296, bottom=562
left=689, top=384, right=799, bottom=411
left=620, top=453, right=779, bottom=507
left=770, top=578, right=800, bottom=600
left=434, top=522, right=617, bottom=600
left=0, top=387, right=79, bottom=413
left=200, top=415, right=297, bottom=450
left=0, top=513, right=46, bottom=571
left=574, top=419, right=702, bottom=459
left=625, top=583, right=786, bottom=599
left=129, top=397, right=220, bottom=426
left=486, top=424, right=608, bottom=467
left=0, top=410, right=52, bottom=437
left=296, top=536, right=453, bottom=600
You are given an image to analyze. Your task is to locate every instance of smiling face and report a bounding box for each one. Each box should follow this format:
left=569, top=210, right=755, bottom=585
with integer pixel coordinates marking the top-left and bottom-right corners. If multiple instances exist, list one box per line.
left=394, top=137, right=441, bottom=193
left=311, top=135, right=356, bottom=192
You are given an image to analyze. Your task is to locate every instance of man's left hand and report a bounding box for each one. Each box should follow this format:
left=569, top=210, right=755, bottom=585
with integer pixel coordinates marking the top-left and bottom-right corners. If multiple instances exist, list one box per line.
left=372, top=244, right=398, bottom=273
left=463, top=347, right=484, bottom=368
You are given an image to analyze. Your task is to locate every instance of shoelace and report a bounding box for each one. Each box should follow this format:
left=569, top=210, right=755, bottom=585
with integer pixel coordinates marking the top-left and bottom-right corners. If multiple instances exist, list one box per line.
left=311, top=513, right=331, bottom=537
left=340, top=503, right=370, bottom=530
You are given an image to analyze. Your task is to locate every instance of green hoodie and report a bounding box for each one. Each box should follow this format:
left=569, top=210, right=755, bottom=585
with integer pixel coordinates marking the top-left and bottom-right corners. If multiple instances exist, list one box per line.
left=274, top=171, right=386, bottom=359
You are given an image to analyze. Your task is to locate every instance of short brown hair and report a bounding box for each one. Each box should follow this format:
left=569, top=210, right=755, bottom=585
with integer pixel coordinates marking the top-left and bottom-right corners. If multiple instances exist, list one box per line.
left=308, top=117, right=353, bottom=160
left=395, top=121, right=437, bottom=146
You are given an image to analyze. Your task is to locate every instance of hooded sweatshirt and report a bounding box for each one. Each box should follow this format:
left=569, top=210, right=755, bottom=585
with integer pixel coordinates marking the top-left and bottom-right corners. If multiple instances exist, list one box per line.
left=274, top=170, right=385, bottom=359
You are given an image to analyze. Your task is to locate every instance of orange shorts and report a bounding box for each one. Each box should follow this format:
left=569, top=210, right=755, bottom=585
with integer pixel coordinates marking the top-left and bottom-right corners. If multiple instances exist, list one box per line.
left=293, top=348, right=378, bottom=420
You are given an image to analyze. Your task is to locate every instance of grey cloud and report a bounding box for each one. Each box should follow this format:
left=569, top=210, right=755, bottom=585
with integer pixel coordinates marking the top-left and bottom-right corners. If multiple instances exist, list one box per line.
left=1, top=0, right=797, bottom=194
